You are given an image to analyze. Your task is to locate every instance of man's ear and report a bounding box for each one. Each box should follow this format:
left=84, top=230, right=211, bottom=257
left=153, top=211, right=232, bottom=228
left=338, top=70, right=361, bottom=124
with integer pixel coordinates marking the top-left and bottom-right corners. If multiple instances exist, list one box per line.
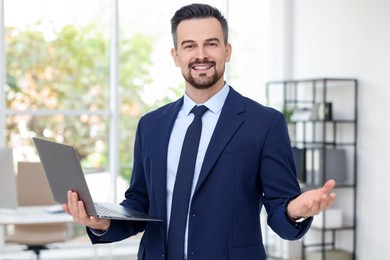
left=225, top=43, right=232, bottom=62
left=171, top=48, right=180, bottom=67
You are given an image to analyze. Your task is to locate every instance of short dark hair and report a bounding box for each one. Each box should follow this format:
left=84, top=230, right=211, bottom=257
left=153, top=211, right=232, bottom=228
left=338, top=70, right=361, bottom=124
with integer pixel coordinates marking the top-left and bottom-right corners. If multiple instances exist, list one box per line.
left=170, top=3, right=228, bottom=49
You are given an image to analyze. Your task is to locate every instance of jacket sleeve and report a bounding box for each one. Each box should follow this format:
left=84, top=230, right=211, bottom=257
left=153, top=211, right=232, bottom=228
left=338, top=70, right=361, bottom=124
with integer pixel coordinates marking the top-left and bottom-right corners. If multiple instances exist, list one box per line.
left=260, top=112, right=312, bottom=240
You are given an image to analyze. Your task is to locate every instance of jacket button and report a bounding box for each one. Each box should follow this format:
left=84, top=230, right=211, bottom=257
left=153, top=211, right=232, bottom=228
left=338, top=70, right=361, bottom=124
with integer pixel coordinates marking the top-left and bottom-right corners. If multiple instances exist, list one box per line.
left=162, top=253, right=165, bottom=259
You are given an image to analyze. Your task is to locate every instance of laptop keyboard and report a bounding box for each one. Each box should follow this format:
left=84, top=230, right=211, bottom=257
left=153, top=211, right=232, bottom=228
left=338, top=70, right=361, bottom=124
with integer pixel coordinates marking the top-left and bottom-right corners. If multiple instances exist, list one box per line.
left=94, top=203, right=130, bottom=218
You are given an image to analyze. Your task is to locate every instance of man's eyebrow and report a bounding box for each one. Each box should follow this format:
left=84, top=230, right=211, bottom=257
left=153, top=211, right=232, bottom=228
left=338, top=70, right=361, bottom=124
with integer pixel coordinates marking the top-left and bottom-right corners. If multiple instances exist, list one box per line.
left=205, top=37, right=220, bottom=43
left=181, top=40, right=195, bottom=46
left=180, top=38, right=221, bottom=46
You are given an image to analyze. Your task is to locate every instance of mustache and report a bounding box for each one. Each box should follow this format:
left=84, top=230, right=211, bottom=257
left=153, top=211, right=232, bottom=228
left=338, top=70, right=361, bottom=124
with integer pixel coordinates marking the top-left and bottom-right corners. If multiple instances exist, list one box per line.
left=188, top=60, right=216, bottom=69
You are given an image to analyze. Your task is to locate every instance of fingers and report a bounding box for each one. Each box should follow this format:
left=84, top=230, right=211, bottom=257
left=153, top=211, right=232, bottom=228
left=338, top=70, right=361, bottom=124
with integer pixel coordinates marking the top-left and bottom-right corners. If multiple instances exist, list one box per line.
left=67, top=191, right=78, bottom=218
left=62, top=204, right=70, bottom=215
left=317, top=179, right=336, bottom=212
left=317, top=192, right=336, bottom=213
left=288, top=179, right=337, bottom=218
left=320, top=179, right=336, bottom=194
left=76, top=200, right=89, bottom=219
left=66, top=190, right=89, bottom=225
left=64, top=190, right=110, bottom=230
left=67, top=190, right=78, bottom=220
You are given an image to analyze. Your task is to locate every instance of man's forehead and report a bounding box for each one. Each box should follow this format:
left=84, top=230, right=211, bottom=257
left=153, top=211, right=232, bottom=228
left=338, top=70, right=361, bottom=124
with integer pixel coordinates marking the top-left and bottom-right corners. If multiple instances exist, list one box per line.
left=176, top=17, right=224, bottom=41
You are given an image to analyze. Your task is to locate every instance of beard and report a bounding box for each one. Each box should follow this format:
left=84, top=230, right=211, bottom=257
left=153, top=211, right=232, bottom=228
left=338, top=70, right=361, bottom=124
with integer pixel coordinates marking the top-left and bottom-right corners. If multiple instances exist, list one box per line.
left=183, top=60, right=224, bottom=90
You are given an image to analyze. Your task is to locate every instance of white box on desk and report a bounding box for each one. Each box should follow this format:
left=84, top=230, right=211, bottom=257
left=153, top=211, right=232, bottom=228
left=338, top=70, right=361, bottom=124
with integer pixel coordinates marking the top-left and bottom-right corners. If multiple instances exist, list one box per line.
left=312, top=208, right=342, bottom=229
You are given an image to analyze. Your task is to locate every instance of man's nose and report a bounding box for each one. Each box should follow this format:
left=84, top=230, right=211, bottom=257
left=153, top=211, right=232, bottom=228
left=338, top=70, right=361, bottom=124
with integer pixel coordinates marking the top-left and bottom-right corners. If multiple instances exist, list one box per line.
left=194, top=46, right=209, bottom=60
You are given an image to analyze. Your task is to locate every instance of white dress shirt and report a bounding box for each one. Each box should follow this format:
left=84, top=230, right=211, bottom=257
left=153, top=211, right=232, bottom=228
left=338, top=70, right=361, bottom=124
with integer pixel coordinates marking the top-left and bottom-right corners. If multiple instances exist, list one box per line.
left=166, top=83, right=229, bottom=257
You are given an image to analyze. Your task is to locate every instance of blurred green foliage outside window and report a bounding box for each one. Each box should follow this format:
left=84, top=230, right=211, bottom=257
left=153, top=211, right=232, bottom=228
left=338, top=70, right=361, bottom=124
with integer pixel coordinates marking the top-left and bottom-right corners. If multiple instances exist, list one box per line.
left=5, top=21, right=180, bottom=182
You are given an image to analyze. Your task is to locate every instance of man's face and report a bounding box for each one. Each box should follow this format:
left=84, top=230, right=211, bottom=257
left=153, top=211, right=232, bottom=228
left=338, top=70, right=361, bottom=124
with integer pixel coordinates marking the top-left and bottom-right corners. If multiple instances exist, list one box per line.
left=171, top=17, right=232, bottom=90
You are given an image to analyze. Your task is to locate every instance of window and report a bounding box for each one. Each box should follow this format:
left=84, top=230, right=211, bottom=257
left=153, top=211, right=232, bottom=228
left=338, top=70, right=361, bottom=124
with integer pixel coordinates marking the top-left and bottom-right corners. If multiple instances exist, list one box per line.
left=1, top=0, right=271, bottom=201
left=3, top=0, right=111, bottom=169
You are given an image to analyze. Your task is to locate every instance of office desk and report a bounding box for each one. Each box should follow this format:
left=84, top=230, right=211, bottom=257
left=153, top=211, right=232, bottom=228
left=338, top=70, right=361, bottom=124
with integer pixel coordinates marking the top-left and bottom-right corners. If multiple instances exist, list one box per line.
left=0, top=206, right=72, bottom=251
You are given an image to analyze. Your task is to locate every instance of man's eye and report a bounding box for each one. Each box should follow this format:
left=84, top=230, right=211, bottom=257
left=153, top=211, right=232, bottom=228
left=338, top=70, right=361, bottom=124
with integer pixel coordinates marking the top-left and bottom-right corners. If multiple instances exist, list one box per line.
left=184, top=45, right=194, bottom=49
left=207, top=42, right=218, bottom=47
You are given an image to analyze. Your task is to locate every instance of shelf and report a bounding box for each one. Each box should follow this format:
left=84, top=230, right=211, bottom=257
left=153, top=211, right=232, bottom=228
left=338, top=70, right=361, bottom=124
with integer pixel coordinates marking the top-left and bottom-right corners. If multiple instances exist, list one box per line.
left=300, top=183, right=355, bottom=190
left=302, top=242, right=335, bottom=248
left=265, top=78, right=358, bottom=260
left=310, top=225, right=355, bottom=231
left=289, top=119, right=356, bottom=124
left=267, top=77, right=358, bottom=84
left=291, top=141, right=356, bottom=147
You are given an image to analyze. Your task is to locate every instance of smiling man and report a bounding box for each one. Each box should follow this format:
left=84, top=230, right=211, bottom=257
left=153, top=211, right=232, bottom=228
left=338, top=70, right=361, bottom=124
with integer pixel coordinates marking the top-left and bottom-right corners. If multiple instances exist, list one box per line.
left=63, top=4, right=336, bottom=260
left=171, top=16, right=231, bottom=95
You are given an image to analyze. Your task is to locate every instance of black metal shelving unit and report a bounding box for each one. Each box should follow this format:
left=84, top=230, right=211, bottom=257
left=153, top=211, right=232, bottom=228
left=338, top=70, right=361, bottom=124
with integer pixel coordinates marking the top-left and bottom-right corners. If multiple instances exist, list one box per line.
left=265, top=78, right=358, bottom=260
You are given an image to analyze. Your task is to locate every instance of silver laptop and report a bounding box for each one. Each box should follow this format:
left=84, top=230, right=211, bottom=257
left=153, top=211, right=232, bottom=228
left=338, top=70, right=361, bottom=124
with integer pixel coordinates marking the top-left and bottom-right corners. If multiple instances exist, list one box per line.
left=33, top=137, right=161, bottom=222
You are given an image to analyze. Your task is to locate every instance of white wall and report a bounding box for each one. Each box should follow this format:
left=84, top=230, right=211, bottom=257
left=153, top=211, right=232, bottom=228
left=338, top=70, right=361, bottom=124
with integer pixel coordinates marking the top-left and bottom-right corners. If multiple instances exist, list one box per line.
left=291, top=0, right=390, bottom=259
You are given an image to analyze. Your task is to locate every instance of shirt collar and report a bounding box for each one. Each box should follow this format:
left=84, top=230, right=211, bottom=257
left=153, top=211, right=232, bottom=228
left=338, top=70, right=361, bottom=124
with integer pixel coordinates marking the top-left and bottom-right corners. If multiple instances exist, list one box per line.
left=183, top=83, right=230, bottom=116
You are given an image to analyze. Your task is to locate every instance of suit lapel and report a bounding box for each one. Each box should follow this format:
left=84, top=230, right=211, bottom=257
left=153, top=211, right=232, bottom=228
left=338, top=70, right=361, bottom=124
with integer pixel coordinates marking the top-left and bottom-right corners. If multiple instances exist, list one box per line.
left=195, top=88, right=246, bottom=193
left=152, top=98, right=183, bottom=221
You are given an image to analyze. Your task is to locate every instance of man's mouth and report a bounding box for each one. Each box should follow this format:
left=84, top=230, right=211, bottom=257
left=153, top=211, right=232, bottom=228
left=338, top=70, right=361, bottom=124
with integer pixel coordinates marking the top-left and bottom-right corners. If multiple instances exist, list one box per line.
left=192, top=64, right=213, bottom=70
left=190, top=61, right=216, bottom=72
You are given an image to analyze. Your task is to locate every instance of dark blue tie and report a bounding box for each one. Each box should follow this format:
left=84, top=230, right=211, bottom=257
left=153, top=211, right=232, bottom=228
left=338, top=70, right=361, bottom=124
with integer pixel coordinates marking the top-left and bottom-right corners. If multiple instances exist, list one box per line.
left=167, top=105, right=208, bottom=260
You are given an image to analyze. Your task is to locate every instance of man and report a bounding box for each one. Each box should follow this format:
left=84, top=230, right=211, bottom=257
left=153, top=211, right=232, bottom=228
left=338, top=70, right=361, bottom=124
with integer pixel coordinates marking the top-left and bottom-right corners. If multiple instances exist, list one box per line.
left=63, top=3, right=336, bottom=260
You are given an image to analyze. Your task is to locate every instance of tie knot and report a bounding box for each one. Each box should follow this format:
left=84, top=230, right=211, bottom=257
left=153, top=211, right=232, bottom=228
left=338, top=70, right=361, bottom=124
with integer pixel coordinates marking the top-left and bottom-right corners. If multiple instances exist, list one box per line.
left=191, top=105, right=208, bottom=117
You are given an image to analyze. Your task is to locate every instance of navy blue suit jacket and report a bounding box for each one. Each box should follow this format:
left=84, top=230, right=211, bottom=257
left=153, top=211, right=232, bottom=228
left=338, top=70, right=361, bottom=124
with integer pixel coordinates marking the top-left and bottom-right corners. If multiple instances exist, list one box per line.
left=88, top=87, right=312, bottom=260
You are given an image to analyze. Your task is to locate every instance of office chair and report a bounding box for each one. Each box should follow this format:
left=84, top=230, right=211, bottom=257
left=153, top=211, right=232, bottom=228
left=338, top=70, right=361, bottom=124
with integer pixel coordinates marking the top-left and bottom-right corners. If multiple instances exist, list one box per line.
left=5, top=162, right=68, bottom=260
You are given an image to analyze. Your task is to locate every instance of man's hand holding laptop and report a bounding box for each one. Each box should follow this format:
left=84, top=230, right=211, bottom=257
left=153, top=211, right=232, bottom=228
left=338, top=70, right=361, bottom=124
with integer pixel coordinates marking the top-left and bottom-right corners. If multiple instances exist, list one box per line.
left=62, top=190, right=110, bottom=231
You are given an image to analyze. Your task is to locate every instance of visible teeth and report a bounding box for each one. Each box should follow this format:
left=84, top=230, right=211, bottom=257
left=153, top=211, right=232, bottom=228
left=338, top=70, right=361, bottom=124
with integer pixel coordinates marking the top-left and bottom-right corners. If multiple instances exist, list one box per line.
left=194, top=65, right=211, bottom=70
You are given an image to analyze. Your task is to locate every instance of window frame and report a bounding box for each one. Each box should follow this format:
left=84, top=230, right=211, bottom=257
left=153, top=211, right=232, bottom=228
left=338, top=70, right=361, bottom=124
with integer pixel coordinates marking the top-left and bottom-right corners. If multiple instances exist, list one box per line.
left=0, top=0, right=120, bottom=202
